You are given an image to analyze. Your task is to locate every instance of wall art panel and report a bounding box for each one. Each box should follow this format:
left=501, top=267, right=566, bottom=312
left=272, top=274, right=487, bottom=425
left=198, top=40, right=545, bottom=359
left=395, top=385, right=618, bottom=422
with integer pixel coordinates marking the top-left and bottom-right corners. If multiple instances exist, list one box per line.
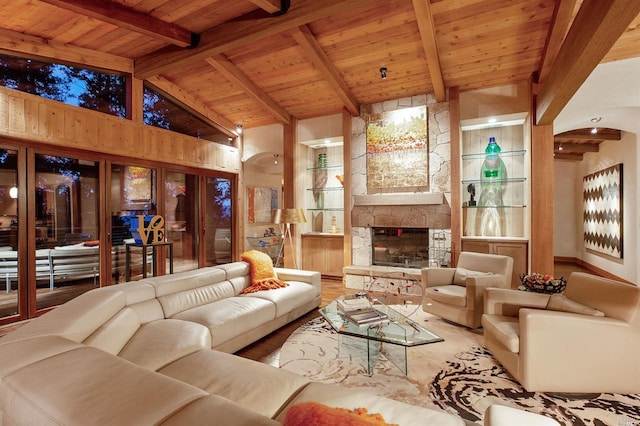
left=583, top=164, right=623, bottom=258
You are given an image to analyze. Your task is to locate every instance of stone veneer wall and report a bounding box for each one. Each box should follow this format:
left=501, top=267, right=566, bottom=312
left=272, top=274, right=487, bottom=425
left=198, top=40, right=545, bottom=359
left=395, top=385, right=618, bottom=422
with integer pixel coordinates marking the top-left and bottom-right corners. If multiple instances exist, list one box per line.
left=350, top=94, right=451, bottom=266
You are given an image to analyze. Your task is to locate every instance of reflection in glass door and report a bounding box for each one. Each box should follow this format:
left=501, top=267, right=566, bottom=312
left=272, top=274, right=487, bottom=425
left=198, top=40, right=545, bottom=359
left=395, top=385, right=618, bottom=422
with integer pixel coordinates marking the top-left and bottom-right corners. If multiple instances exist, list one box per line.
left=0, top=148, right=19, bottom=319
left=165, top=171, right=198, bottom=273
left=205, top=177, right=232, bottom=266
left=109, top=164, right=157, bottom=283
left=35, top=154, right=100, bottom=312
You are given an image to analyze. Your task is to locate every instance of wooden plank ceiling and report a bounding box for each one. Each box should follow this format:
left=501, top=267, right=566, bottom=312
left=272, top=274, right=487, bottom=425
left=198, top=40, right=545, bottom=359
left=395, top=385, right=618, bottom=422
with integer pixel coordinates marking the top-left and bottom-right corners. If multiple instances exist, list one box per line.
left=0, top=0, right=638, bottom=156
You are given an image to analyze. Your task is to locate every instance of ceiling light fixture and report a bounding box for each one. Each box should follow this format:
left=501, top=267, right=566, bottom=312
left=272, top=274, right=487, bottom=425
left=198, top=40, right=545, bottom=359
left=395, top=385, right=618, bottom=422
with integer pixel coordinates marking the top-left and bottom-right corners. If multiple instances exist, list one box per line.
left=274, top=154, right=279, bottom=165
left=591, top=127, right=598, bottom=134
left=558, top=143, right=563, bottom=151
left=590, top=117, right=602, bottom=123
left=379, top=67, right=387, bottom=80
left=236, top=124, right=243, bottom=134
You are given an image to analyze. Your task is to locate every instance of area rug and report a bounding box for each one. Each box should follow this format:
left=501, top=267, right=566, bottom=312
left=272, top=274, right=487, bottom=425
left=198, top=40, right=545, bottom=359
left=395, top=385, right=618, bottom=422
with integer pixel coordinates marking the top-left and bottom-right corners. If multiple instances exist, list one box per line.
left=278, top=311, right=640, bottom=426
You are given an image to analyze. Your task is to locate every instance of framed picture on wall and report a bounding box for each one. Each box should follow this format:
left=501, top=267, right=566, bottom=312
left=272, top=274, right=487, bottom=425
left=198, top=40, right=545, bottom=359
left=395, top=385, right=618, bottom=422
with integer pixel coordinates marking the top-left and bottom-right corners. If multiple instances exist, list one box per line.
left=583, top=163, right=623, bottom=258
left=248, top=186, right=277, bottom=224
left=365, top=105, right=429, bottom=191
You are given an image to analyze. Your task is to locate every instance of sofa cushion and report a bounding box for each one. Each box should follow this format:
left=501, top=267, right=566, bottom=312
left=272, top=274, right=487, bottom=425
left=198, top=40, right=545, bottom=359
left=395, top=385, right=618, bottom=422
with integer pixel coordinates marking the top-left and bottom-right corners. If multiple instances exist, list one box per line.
left=159, top=349, right=310, bottom=419
left=481, top=315, right=520, bottom=353
left=242, top=281, right=316, bottom=317
left=453, top=267, right=493, bottom=286
left=426, top=285, right=467, bottom=307
left=546, top=294, right=605, bottom=317
left=118, top=319, right=211, bottom=370
left=0, top=342, right=207, bottom=426
left=157, top=280, right=236, bottom=318
left=161, top=394, right=280, bottom=426
left=83, top=307, right=142, bottom=355
left=172, top=296, right=276, bottom=348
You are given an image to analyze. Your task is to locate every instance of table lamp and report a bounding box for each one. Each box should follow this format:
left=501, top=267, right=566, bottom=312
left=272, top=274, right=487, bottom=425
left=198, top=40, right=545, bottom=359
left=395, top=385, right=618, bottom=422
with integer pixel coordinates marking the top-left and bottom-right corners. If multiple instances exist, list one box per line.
left=271, top=208, right=306, bottom=269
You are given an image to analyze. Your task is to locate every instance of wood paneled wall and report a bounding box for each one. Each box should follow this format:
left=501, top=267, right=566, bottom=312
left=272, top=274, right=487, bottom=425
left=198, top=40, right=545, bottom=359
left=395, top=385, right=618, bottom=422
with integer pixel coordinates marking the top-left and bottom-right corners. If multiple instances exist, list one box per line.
left=0, top=87, right=240, bottom=172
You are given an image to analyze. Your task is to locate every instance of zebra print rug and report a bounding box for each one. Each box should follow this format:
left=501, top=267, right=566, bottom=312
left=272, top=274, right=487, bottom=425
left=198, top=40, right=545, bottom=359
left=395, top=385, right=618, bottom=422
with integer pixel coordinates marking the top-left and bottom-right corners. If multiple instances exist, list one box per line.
left=278, top=314, right=640, bottom=426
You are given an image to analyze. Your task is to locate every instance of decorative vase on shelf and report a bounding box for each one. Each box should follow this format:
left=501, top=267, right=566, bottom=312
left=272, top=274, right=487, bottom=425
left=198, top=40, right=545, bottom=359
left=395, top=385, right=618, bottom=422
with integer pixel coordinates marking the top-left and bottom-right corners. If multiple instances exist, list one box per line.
left=476, top=136, right=507, bottom=236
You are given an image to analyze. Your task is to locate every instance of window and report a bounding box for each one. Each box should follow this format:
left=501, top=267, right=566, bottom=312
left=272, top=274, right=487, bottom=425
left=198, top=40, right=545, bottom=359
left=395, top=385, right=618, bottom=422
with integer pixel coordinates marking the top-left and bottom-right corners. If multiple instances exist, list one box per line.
left=0, top=54, right=126, bottom=117
left=143, top=85, right=235, bottom=145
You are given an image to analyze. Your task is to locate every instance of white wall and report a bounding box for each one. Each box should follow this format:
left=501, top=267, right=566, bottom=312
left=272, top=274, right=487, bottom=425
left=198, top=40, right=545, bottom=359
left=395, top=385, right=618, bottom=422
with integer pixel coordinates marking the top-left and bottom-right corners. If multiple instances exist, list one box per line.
left=555, top=131, right=638, bottom=283
left=553, top=160, right=578, bottom=257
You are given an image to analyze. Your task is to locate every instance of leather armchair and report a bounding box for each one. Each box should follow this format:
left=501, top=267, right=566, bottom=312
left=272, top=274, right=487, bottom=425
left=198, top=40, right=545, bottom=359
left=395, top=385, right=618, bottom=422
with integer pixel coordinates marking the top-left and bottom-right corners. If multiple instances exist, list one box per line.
left=482, top=272, right=640, bottom=393
left=422, top=251, right=513, bottom=328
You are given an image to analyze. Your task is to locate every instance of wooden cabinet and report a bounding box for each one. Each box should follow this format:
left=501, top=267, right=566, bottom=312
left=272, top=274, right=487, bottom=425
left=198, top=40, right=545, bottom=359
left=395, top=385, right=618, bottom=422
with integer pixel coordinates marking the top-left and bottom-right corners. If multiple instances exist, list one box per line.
left=461, top=238, right=527, bottom=289
left=301, top=234, right=344, bottom=277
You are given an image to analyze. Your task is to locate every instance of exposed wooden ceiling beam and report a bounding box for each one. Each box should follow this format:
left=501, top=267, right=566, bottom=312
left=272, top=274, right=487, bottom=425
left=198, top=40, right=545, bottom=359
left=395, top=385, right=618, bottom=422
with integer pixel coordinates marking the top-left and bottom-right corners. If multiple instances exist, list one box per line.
left=556, top=128, right=621, bottom=140
left=411, top=0, right=445, bottom=102
left=554, top=142, right=599, bottom=152
left=205, top=55, right=291, bottom=124
left=38, top=0, right=196, bottom=48
left=249, top=0, right=283, bottom=14
left=0, top=27, right=132, bottom=73
left=146, top=75, right=237, bottom=136
left=290, top=25, right=359, bottom=116
left=134, top=0, right=373, bottom=80
left=536, top=0, right=578, bottom=84
left=536, top=0, right=640, bottom=125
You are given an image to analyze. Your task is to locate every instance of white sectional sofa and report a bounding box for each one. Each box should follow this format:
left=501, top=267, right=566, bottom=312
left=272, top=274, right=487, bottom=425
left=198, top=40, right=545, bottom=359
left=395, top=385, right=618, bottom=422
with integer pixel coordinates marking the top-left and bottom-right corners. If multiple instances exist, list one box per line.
left=0, top=261, right=552, bottom=425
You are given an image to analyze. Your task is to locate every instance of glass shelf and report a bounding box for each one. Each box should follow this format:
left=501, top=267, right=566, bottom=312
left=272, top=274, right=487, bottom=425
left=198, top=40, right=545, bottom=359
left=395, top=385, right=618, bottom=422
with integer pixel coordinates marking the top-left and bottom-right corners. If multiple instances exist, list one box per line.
left=461, top=149, right=526, bottom=160
left=307, top=186, right=344, bottom=191
left=462, top=204, right=527, bottom=209
left=307, top=165, right=343, bottom=171
left=461, top=177, right=526, bottom=185
left=307, top=208, right=344, bottom=212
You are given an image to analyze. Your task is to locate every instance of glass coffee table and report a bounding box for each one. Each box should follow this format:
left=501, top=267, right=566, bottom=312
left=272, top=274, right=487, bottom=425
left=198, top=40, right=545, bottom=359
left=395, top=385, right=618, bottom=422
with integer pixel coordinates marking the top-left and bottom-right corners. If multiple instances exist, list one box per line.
left=319, top=297, right=444, bottom=375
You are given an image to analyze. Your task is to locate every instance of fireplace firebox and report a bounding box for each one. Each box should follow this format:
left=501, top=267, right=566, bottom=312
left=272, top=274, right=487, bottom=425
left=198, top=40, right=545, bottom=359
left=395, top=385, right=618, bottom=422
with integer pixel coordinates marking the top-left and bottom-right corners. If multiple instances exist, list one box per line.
left=371, top=227, right=429, bottom=268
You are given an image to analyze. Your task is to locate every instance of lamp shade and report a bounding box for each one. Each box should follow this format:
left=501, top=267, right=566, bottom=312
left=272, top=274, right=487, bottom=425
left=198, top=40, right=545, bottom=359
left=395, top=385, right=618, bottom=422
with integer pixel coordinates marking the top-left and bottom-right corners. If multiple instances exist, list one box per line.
left=271, top=208, right=306, bottom=225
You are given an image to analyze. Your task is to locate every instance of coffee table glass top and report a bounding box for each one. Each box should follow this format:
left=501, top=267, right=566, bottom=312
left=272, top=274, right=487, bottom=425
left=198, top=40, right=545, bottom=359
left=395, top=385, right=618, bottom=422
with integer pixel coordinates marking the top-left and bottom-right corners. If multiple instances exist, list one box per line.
left=319, top=298, right=444, bottom=347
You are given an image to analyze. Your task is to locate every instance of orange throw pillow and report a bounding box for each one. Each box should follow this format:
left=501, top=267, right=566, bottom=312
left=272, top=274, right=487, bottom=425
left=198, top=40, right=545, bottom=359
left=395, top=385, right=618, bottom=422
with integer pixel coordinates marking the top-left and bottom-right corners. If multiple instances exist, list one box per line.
left=283, top=402, right=397, bottom=426
left=240, top=250, right=288, bottom=294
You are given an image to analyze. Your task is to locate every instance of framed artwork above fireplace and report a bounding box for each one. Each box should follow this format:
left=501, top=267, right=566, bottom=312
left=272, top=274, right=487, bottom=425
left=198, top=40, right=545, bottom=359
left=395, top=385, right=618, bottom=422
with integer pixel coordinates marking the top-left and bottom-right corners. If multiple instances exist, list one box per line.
left=365, top=105, right=428, bottom=191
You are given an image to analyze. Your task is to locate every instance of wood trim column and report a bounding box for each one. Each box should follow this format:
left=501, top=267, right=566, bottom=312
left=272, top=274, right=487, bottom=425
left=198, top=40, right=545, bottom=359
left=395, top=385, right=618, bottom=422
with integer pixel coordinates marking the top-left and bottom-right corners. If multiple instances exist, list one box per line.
left=342, top=108, right=352, bottom=267
left=530, top=81, right=555, bottom=274
left=449, top=87, right=461, bottom=266
left=283, top=119, right=297, bottom=268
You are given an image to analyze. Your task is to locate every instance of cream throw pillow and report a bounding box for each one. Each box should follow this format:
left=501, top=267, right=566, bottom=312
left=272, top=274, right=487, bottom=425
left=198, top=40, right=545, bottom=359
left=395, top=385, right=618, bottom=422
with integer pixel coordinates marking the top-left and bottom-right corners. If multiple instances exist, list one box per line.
left=546, top=294, right=605, bottom=317
left=453, top=267, right=493, bottom=286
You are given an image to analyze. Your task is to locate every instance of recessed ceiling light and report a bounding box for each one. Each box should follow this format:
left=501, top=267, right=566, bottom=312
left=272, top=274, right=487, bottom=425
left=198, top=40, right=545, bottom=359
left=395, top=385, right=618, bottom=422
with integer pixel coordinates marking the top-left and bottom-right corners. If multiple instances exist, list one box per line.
left=590, top=117, right=602, bottom=123
left=488, top=118, right=497, bottom=124
left=591, top=127, right=598, bottom=134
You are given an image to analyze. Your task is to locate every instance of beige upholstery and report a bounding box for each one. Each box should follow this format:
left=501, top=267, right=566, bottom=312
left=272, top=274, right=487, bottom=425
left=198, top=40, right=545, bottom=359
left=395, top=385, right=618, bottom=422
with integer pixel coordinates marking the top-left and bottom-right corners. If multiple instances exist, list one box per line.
left=482, top=272, right=640, bottom=393
left=422, top=251, right=514, bottom=328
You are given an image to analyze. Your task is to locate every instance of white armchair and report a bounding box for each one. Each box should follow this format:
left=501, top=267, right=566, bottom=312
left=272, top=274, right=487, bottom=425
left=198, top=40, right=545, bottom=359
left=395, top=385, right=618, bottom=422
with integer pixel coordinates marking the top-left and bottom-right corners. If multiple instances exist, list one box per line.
left=422, top=251, right=513, bottom=328
left=482, top=272, right=640, bottom=393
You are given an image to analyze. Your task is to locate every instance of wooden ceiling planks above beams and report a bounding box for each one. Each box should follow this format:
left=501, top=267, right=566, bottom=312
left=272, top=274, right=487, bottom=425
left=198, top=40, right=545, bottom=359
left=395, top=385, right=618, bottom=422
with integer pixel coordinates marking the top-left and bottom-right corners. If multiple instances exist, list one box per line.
left=290, top=25, right=359, bottom=117
left=0, top=27, right=133, bottom=73
left=249, top=0, right=284, bottom=14
left=411, top=0, right=445, bottom=102
left=37, top=0, right=197, bottom=48
left=134, top=0, right=374, bottom=80
left=146, top=75, right=238, bottom=136
left=205, top=55, right=291, bottom=124
left=536, top=0, right=640, bottom=125
left=556, top=128, right=621, bottom=140
left=536, top=0, right=578, bottom=84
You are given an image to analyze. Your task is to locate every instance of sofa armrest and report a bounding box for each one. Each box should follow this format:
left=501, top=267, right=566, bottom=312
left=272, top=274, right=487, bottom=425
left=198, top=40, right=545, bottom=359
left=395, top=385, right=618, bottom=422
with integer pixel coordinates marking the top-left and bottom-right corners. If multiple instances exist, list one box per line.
left=421, top=267, right=456, bottom=287
left=518, top=308, right=640, bottom=392
left=275, top=268, right=321, bottom=290
left=483, top=288, right=550, bottom=317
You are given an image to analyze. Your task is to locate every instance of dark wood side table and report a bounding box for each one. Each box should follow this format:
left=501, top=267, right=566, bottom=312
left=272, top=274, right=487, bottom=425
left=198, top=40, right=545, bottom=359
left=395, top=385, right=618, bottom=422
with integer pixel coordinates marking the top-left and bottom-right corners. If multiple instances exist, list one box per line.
left=125, top=241, right=174, bottom=281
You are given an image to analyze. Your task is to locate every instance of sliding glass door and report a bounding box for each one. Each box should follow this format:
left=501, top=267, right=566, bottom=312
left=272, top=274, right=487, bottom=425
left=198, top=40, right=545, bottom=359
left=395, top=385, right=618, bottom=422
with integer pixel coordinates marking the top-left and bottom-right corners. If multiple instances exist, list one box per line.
left=205, top=177, right=233, bottom=266
left=165, top=171, right=199, bottom=273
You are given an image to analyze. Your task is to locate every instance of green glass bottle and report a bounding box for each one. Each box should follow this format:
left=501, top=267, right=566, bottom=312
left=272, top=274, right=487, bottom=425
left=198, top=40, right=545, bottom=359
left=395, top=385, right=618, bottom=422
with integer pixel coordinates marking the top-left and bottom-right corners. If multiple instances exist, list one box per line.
left=477, top=137, right=507, bottom=236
